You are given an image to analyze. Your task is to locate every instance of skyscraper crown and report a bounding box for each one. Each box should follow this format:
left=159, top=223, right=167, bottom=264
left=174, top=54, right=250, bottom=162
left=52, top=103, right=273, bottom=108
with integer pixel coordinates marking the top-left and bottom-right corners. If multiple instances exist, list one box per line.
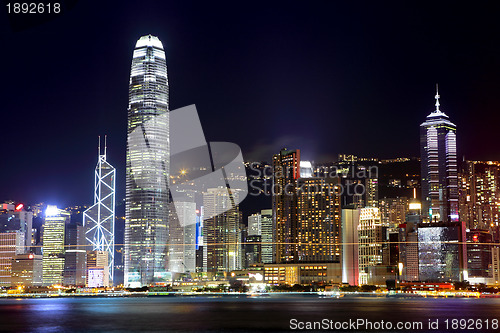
left=135, top=34, right=164, bottom=49
left=427, top=83, right=448, bottom=119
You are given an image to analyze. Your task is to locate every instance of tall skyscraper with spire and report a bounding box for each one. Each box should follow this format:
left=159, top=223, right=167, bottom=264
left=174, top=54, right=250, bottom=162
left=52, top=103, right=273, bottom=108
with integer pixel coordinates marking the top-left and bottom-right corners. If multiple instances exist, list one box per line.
left=420, top=85, right=459, bottom=223
left=83, top=136, right=116, bottom=283
left=125, top=35, right=170, bottom=287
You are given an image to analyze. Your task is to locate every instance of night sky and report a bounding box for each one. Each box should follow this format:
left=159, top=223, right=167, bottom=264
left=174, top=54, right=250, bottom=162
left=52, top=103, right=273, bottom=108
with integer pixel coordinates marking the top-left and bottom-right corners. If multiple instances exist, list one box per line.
left=1, top=1, right=499, bottom=207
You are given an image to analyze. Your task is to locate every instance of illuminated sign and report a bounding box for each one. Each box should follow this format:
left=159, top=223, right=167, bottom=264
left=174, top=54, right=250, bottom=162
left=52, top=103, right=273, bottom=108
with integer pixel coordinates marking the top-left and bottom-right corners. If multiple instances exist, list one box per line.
left=45, top=205, right=59, bottom=217
left=87, top=268, right=104, bottom=288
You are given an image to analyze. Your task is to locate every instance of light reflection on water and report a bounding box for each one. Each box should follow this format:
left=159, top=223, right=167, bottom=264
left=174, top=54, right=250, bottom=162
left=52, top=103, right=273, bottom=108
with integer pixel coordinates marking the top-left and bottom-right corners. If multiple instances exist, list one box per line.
left=0, top=296, right=500, bottom=332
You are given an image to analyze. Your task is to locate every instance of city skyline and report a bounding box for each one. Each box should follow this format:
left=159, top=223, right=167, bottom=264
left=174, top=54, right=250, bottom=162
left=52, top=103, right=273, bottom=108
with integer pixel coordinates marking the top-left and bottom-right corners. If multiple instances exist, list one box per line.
left=3, top=3, right=500, bottom=332
left=2, top=2, right=500, bottom=207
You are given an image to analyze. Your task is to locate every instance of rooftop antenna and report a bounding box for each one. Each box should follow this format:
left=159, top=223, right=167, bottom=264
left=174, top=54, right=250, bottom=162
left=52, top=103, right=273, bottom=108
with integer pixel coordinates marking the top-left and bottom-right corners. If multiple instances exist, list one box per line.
left=435, top=83, right=440, bottom=112
left=104, top=135, right=107, bottom=158
left=98, top=135, right=101, bottom=156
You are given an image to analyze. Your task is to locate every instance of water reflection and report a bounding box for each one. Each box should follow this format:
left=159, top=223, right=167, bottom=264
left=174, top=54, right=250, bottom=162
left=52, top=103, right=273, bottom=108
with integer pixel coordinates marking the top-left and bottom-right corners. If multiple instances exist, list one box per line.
left=0, top=296, right=499, bottom=332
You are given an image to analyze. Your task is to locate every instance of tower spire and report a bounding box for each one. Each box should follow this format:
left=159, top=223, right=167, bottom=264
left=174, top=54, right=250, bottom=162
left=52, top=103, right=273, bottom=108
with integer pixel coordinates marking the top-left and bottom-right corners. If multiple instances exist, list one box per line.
left=435, top=83, right=440, bottom=112
left=104, top=135, right=107, bottom=158
left=98, top=135, right=101, bottom=156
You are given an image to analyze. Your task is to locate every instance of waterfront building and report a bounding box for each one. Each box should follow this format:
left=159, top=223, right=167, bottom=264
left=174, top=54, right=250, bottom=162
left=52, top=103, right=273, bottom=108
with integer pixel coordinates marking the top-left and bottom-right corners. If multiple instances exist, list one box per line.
left=11, top=253, right=42, bottom=286
left=273, top=149, right=342, bottom=267
left=87, top=250, right=109, bottom=287
left=398, top=223, right=419, bottom=281
left=42, top=206, right=70, bottom=286
left=399, top=191, right=421, bottom=281
left=125, top=35, right=170, bottom=287
left=168, top=201, right=197, bottom=274
left=63, top=221, right=86, bottom=286
left=296, top=177, right=341, bottom=263
left=273, top=148, right=300, bottom=264
left=260, top=209, right=273, bottom=264
left=342, top=208, right=360, bottom=286
left=466, top=229, right=493, bottom=281
left=0, top=231, right=25, bottom=286
left=0, top=202, right=33, bottom=248
left=263, top=263, right=342, bottom=285
left=492, top=246, right=500, bottom=284
left=83, top=137, right=116, bottom=284
left=203, top=188, right=241, bottom=276
left=420, top=86, right=459, bottom=223
left=418, top=222, right=467, bottom=282
left=358, top=207, right=386, bottom=285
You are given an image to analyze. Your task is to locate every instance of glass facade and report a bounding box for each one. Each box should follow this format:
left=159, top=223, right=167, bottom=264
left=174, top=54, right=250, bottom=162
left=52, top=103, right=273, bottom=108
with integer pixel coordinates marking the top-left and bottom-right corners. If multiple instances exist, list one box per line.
left=420, top=87, right=459, bottom=223
left=418, top=224, right=463, bottom=282
left=203, top=188, right=241, bottom=275
left=42, top=207, right=70, bottom=286
left=125, top=35, right=170, bottom=287
left=296, top=177, right=341, bottom=263
left=272, top=148, right=300, bottom=263
left=83, top=141, right=115, bottom=283
left=357, top=207, right=384, bottom=285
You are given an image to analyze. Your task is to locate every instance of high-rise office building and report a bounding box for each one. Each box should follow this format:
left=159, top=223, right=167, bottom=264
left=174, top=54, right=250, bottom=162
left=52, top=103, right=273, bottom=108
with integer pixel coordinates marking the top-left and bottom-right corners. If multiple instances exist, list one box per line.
left=83, top=138, right=116, bottom=284
left=418, top=222, right=467, bottom=282
left=420, top=86, right=459, bottom=223
left=379, top=197, right=409, bottom=227
left=0, top=231, right=25, bottom=286
left=248, top=213, right=262, bottom=237
left=272, top=148, right=300, bottom=263
left=398, top=192, right=421, bottom=282
left=63, top=221, right=86, bottom=286
left=86, top=250, right=110, bottom=287
left=466, top=229, right=492, bottom=280
left=11, top=253, right=42, bottom=287
left=42, top=206, right=70, bottom=286
left=0, top=203, right=33, bottom=248
left=168, top=201, right=197, bottom=274
left=459, top=160, right=500, bottom=230
left=273, top=149, right=342, bottom=265
left=260, top=209, right=273, bottom=264
left=203, top=188, right=241, bottom=276
left=398, top=223, right=419, bottom=282
left=357, top=207, right=385, bottom=285
left=246, top=212, right=263, bottom=266
left=125, top=35, right=170, bottom=287
left=365, top=178, right=379, bottom=208
left=342, top=208, right=360, bottom=286
left=296, top=177, right=341, bottom=263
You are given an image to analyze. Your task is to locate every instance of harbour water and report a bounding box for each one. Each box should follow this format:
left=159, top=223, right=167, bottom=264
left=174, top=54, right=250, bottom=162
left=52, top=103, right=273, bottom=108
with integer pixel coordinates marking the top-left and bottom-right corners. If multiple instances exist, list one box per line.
left=1, top=295, right=500, bottom=332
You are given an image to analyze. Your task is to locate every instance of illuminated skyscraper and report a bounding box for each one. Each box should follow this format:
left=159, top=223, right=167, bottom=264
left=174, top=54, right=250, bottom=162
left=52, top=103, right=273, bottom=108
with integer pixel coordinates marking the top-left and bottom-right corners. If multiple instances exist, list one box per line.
left=420, top=85, right=459, bottom=223
left=0, top=203, right=33, bottom=248
left=272, top=148, right=300, bottom=263
left=342, top=208, right=360, bottom=286
left=0, top=231, right=25, bottom=286
left=203, top=188, right=241, bottom=276
left=125, top=35, right=170, bottom=287
left=296, top=177, right=341, bottom=263
left=42, top=206, right=70, bottom=286
left=83, top=137, right=115, bottom=283
left=357, top=207, right=385, bottom=285
left=260, top=209, right=273, bottom=264
left=459, top=160, right=500, bottom=229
